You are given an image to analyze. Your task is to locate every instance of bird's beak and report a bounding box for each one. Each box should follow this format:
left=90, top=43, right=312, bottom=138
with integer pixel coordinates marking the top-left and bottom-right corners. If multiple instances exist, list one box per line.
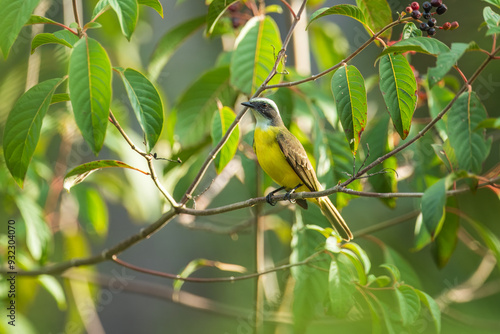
left=241, top=101, right=254, bottom=109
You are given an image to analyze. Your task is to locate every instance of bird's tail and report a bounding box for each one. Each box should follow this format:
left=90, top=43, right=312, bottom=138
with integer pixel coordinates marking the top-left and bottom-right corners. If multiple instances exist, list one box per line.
left=318, top=197, right=353, bottom=241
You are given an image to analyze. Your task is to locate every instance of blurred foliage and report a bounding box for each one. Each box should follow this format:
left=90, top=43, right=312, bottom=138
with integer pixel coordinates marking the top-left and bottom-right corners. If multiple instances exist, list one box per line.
left=0, top=0, right=500, bottom=333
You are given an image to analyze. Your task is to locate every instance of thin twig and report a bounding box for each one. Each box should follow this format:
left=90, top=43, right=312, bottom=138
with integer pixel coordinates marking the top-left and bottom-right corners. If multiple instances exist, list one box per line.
left=112, top=252, right=321, bottom=283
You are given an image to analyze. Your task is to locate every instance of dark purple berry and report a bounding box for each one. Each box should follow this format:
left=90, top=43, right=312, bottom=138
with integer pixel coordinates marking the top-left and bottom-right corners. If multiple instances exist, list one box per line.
left=420, top=22, right=430, bottom=31
left=436, top=4, right=447, bottom=15
left=423, top=12, right=431, bottom=19
left=428, top=18, right=437, bottom=27
left=411, top=10, right=422, bottom=19
left=422, top=1, right=432, bottom=12
left=428, top=27, right=436, bottom=36
left=430, top=0, right=442, bottom=7
left=411, top=1, right=420, bottom=10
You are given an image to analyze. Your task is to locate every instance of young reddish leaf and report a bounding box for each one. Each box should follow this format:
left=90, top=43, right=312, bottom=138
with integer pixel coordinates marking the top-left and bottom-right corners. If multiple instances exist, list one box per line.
left=379, top=53, right=417, bottom=139
left=331, top=64, right=367, bottom=153
left=119, top=68, right=164, bottom=152
left=64, top=160, right=148, bottom=192
left=0, top=0, right=39, bottom=58
left=307, top=4, right=367, bottom=29
left=211, top=106, right=240, bottom=174
left=69, top=37, right=112, bottom=155
left=3, top=78, right=64, bottom=187
left=230, top=16, right=283, bottom=95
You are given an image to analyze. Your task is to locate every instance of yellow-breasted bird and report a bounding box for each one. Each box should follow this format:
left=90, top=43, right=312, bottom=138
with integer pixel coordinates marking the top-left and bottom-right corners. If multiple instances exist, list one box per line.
left=242, top=97, right=353, bottom=241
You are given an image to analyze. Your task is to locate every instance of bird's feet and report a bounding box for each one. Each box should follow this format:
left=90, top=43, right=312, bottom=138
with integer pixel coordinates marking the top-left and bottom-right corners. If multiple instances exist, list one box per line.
left=284, top=184, right=302, bottom=203
left=265, top=186, right=285, bottom=206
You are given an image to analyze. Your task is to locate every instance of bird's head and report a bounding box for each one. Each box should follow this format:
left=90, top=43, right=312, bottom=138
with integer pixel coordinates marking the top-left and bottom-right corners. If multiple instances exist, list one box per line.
left=242, top=98, right=283, bottom=127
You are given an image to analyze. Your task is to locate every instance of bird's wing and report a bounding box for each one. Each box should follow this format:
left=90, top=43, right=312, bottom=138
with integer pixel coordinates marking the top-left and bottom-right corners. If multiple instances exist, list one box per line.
left=276, top=130, right=319, bottom=192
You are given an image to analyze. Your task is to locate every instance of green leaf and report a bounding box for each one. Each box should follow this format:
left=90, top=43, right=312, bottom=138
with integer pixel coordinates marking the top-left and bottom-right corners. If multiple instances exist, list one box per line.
left=307, top=4, right=367, bottom=29
left=396, top=285, right=421, bottom=326
left=361, top=293, right=383, bottom=334
left=138, top=0, right=163, bottom=17
left=211, top=106, right=240, bottom=173
left=447, top=92, right=490, bottom=173
left=380, top=263, right=400, bottom=282
left=291, top=210, right=329, bottom=331
left=74, top=186, right=109, bottom=239
left=415, top=290, right=441, bottom=333
left=484, top=6, right=500, bottom=35
left=3, top=78, right=64, bottom=187
left=64, top=160, right=147, bottom=191
left=53, top=30, right=80, bottom=47
left=31, top=32, right=73, bottom=54
left=119, top=68, right=163, bottom=152
left=379, top=53, right=417, bottom=139
left=343, top=242, right=371, bottom=274
left=148, top=16, right=205, bottom=82
left=109, top=0, right=138, bottom=40
left=467, top=217, right=500, bottom=270
left=83, top=22, right=102, bottom=30
left=69, top=37, right=112, bottom=155
left=15, top=194, right=51, bottom=261
left=0, top=0, right=40, bottom=58
left=38, top=275, right=67, bottom=310
left=174, top=66, right=237, bottom=148
left=230, top=16, right=283, bottom=95
left=382, top=245, right=421, bottom=288
left=402, top=22, right=422, bottom=39
left=364, top=115, right=397, bottom=208
left=420, top=177, right=448, bottom=241
left=356, top=0, right=392, bottom=40
left=378, top=37, right=450, bottom=59
left=427, top=84, right=455, bottom=139
left=309, top=22, right=349, bottom=72
left=25, top=14, right=59, bottom=25
left=92, top=0, right=111, bottom=19
left=483, top=0, right=500, bottom=9
left=328, top=253, right=356, bottom=318
left=431, top=198, right=459, bottom=268
left=428, top=43, right=469, bottom=87
left=206, top=0, right=238, bottom=36
left=341, top=248, right=367, bottom=285
left=477, top=117, right=500, bottom=129
left=331, top=64, right=367, bottom=153
left=51, top=93, right=70, bottom=105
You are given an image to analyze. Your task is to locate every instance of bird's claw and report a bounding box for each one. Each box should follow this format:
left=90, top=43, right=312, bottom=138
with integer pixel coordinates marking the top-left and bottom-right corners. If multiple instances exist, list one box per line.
left=266, top=193, right=277, bottom=206
left=284, top=192, right=296, bottom=204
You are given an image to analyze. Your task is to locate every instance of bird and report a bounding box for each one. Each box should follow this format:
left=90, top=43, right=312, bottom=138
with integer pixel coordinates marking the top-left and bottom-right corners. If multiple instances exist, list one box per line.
left=242, top=97, right=353, bottom=241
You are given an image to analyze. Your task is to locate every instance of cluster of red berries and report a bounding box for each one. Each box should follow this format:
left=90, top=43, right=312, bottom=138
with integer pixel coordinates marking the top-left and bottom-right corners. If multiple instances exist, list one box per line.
left=405, top=0, right=459, bottom=36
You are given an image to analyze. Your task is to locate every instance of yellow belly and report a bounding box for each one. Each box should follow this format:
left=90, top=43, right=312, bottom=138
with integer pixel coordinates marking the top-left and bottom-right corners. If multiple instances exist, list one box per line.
left=254, top=127, right=308, bottom=192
